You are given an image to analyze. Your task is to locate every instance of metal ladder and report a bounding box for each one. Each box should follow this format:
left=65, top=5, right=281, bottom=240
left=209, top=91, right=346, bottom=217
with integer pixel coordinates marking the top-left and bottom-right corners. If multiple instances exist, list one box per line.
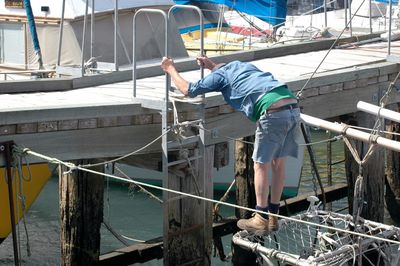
left=132, top=5, right=206, bottom=196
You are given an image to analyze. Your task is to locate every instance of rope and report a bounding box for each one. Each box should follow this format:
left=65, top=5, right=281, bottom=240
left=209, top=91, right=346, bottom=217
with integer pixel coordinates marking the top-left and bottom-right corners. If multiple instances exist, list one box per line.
left=348, top=125, right=400, bottom=137
left=79, top=129, right=171, bottom=168
left=296, top=0, right=367, bottom=99
left=114, top=165, right=163, bottom=204
left=102, top=220, right=130, bottom=246
left=213, top=178, right=236, bottom=221
left=18, top=148, right=400, bottom=246
left=12, top=151, right=32, bottom=258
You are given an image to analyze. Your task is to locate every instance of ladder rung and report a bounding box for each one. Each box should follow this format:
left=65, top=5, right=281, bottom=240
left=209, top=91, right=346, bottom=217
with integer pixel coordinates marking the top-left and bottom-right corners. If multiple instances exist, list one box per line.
left=167, top=155, right=203, bottom=167
left=167, top=136, right=200, bottom=149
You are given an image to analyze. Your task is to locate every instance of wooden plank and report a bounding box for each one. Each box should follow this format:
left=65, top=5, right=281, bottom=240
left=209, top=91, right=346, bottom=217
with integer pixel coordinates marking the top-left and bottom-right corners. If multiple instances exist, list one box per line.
left=300, top=82, right=400, bottom=119
left=0, top=124, right=163, bottom=166
left=0, top=103, right=144, bottom=125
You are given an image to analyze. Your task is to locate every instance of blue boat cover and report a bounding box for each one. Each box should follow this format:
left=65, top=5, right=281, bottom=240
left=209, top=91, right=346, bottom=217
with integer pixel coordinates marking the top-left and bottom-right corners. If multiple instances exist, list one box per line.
left=375, top=0, right=398, bottom=4
left=174, top=0, right=287, bottom=26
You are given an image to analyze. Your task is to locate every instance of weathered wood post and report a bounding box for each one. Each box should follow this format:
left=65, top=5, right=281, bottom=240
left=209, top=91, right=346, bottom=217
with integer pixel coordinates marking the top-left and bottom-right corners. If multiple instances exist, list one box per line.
left=385, top=103, right=400, bottom=223
left=232, top=136, right=257, bottom=266
left=59, top=160, right=104, bottom=265
left=344, top=112, right=385, bottom=222
left=164, top=146, right=214, bottom=265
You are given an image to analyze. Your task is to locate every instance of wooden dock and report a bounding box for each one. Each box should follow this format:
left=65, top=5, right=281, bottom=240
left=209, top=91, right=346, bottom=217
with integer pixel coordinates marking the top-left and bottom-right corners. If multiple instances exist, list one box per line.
left=0, top=35, right=400, bottom=165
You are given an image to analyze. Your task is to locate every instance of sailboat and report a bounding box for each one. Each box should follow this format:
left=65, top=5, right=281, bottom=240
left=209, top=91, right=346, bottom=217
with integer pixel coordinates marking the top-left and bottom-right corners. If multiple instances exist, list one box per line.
left=0, top=164, right=52, bottom=244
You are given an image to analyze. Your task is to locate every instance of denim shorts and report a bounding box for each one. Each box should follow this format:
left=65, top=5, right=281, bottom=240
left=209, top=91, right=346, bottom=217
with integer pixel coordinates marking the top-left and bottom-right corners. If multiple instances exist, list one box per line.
left=252, top=107, right=301, bottom=164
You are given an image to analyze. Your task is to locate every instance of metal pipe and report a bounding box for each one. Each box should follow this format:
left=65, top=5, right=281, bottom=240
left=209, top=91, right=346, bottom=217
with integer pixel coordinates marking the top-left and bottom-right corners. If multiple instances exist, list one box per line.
left=327, top=131, right=332, bottom=211
left=57, top=0, right=66, bottom=67
left=114, top=0, right=119, bottom=71
left=81, top=0, right=89, bottom=76
left=232, top=232, right=309, bottom=266
left=324, top=0, right=327, bottom=28
left=369, top=0, right=372, bottom=34
left=344, top=0, right=348, bottom=30
left=300, top=123, right=326, bottom=210
left=90, top=0, right=95, bottom=59
left=133, top=9, right=168, bottom=97
left=357, top=101, right=400, bottom=123
left=388, top=0, right=393, bottom=55
left=2, top=142, right=19, bottom=266
left=168, top=5, right=204, bottom=78
left=301, top=113, right=400, bottom=152
left=348, top=0, right=353, bottom=36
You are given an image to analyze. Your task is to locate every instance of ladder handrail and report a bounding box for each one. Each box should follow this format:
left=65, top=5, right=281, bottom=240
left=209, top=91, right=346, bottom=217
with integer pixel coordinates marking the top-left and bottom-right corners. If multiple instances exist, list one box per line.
left=132, top=9, right=169, bottom=99
left=168, top=4, right=205, bottom=79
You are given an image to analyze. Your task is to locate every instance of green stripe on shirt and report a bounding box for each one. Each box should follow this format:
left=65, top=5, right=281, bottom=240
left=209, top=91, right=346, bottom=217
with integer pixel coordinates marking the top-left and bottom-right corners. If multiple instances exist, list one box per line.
left=251, top=85, right=296, bottom=122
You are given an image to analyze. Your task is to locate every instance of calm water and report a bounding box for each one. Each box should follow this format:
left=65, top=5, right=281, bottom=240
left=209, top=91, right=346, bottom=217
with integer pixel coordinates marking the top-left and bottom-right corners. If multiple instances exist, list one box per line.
left=0, top=130, right=386, bottom=265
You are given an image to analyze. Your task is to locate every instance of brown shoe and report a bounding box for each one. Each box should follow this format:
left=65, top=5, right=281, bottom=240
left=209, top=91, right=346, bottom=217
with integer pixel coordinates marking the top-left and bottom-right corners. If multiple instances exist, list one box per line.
left=269, top=215, right=279, bottom=232
left=237, top=213, right=269, bottom=235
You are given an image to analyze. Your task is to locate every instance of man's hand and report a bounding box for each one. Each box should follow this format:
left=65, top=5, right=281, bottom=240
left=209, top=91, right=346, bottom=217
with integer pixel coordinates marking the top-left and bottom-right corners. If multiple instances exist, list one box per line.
left=160, top=56, right=189, bottom=96
left=196, top=56, right=216, bottom=71
left=161, top=57, right=175, bottom=74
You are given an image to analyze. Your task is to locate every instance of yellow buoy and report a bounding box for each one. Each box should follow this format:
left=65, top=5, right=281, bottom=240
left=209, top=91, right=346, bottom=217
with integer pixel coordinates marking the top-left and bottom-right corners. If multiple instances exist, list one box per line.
left=0, top=163, right=52, bottom=241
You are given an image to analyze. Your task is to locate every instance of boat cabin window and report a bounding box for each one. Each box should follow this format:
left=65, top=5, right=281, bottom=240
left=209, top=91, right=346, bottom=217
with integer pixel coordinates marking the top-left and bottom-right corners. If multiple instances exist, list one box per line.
left=0, top=22, right=24, bottom=65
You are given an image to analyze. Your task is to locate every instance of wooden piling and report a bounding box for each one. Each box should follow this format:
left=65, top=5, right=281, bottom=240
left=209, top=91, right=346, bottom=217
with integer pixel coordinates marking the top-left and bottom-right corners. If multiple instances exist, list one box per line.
left=385, top=103, right=400, bottom=223
left=59, top=160, right=104, bottom=265
left=164, top=146, right=214, bottom=265
left=344, top=112, right=385, bottom=222
left=232, top=137, right=258, bottom=266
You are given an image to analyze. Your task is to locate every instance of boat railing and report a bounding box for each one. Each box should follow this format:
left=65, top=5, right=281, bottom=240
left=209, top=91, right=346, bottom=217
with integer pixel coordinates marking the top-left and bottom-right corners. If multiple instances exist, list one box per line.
left=57, top=0, right=120, bottom=77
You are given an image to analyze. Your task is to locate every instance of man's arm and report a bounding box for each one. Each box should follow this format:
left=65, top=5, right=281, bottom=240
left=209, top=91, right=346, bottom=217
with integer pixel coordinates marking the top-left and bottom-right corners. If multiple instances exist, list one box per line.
left=161, top=57, right=189, bottom=96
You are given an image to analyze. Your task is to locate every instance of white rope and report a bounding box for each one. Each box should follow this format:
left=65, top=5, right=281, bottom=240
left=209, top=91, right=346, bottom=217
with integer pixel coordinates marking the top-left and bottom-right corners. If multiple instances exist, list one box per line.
left=18, top=148, right=400, bottom=246
left=79, top=128, right=171, bottom=168
left=348, top=125, right=400, bottom=137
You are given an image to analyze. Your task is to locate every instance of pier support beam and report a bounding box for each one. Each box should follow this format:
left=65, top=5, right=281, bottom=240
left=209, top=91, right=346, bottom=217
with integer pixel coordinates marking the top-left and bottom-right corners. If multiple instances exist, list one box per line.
left=385, top=103, right=400, bottom=223
left=344, top=112, right=385, bottom=222
left=232, top=137, right=257, bottom=266
left=59, top=160, right=104, bottom=265
left=164, top=146, right=214, bottom=265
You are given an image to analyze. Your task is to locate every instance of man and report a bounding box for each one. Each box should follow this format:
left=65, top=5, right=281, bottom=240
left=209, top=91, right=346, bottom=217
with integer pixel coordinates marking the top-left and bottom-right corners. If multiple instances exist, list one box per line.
left=161, top=56, right=301, bottom=235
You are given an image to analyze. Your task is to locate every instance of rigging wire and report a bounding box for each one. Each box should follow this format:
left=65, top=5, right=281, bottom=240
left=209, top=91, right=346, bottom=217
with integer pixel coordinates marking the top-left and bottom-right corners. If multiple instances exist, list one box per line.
left=296, top=0, right=367, bottom=99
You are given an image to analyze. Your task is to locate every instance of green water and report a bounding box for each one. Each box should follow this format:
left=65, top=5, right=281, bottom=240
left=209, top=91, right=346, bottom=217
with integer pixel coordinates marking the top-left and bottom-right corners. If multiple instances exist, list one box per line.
left=0, top=130, right=351, bottom=265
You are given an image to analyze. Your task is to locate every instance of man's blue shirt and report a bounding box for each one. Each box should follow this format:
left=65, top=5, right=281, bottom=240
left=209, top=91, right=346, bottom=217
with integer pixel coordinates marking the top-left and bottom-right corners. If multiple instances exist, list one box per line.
left=187, top=61, right=285, bottom=120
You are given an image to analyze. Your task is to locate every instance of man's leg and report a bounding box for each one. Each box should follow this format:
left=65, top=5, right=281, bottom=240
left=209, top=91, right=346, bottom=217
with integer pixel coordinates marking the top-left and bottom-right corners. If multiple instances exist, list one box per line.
left=270, top=158, right=286, bottom=203
left=254, top=161, right=270, bottom=208
left=237, top=161, right=270, bottom=234
left=269, top=157, right=286, bottom=231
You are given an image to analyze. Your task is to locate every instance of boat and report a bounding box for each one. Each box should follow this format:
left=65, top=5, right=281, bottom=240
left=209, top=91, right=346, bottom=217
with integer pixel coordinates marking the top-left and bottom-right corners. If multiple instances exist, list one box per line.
left=114, top=139, right=305, bottom=198
left=0, top=0, right=188, bottom=77
left=0, top=163, right=52, bottom=244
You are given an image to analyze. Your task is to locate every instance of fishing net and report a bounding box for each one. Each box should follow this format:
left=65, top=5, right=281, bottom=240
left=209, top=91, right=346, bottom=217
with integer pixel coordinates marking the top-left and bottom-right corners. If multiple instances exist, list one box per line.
left=233, top=208, right=400, bottom=266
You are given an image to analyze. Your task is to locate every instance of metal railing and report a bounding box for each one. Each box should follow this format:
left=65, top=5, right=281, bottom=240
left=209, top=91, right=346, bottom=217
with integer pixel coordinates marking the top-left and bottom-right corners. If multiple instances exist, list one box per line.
left=57, top=0, right=120, bottom=76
